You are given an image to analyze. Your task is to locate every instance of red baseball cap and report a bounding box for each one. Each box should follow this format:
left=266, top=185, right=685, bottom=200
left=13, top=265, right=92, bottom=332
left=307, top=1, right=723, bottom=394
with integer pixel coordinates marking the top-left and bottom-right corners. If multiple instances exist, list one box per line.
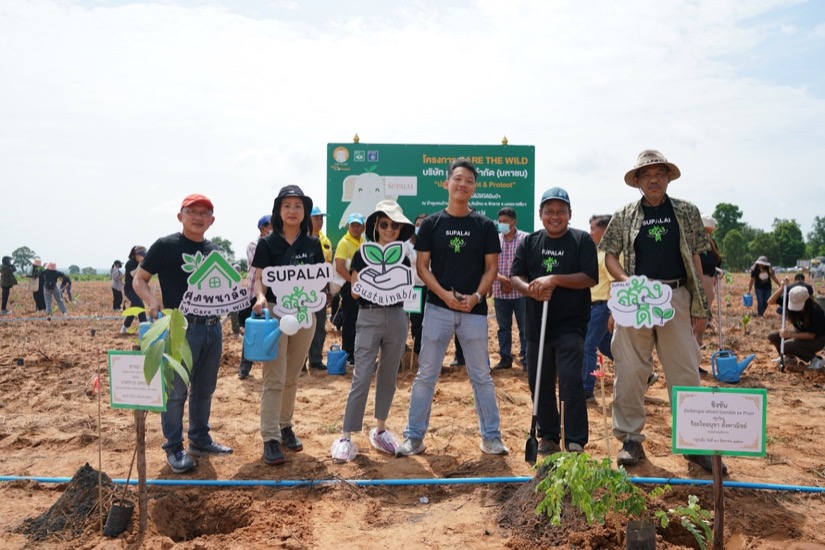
left=180, top=193, right=214, bottom=211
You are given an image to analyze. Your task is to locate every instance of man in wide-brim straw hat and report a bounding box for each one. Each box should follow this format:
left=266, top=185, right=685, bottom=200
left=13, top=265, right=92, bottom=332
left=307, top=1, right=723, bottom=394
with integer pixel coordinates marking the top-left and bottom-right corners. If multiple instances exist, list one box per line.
left=600, top=150, right=723, bottom=475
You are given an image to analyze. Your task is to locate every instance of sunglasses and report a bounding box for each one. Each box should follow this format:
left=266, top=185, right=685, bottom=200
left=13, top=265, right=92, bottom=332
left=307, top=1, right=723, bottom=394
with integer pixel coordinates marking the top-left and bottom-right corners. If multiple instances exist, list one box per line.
left=378, top=221, right=401, bottom=231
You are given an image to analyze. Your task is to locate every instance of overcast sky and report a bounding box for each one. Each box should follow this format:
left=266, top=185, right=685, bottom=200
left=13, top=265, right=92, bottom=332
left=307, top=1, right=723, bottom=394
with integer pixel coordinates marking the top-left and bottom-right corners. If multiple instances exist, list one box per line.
left=1, top=0, right=823, bottom=269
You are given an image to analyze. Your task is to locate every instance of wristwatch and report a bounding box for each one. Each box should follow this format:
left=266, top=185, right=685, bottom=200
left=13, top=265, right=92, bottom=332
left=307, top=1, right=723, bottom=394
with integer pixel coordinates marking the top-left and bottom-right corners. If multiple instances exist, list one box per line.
left=473, top=292, right=484, bottom=303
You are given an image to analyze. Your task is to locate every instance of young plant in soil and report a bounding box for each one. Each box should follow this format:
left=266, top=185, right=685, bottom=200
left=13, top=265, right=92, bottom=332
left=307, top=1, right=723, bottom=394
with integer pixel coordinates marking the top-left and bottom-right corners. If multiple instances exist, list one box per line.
left=534, top=452, right=713, bottom=549
left=133, top=309, right=192, bottom=533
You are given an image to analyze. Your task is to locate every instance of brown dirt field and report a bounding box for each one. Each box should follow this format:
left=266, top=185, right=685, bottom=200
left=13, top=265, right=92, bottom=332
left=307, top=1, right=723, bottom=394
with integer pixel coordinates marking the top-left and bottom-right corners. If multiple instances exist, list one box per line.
left=2, top=275, right=825, bottom=549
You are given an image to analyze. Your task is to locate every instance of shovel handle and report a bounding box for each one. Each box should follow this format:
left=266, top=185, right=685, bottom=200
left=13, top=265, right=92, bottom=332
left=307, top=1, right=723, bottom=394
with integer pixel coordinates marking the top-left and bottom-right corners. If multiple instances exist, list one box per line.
left=531, top=301, right=550, bottom=416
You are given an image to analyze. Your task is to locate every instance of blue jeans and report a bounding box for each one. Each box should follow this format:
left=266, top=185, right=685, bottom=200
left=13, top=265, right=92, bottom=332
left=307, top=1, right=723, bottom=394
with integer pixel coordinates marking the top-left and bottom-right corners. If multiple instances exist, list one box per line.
left=404, top=304, right=502, bottom=441
left=161, top=322, right=223, bottom=453
left=582, top=301, right=614, bottom=392
left=755, top=287, right=771, bottom=317
left=494, top=297, right=526, bottom=361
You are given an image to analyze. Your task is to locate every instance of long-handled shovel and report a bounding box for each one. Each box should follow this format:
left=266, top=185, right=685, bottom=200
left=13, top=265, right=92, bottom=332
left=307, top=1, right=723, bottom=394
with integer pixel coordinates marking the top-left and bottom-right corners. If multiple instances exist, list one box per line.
left=525, top=300, right=549, bottom=464
left=779, top=284, right=788, bottom=373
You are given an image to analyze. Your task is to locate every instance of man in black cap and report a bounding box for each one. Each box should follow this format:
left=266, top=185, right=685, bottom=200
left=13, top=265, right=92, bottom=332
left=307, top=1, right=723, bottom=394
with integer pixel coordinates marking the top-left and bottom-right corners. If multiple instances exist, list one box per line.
left=511, top=187, right=598, bottom=454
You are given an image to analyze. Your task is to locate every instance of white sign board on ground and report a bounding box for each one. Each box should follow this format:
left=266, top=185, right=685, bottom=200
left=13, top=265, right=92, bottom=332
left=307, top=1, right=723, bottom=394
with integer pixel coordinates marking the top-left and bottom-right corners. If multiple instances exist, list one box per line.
left=108, top=350, right=166, bottom=412
left=672, top=386, right=766, bottom=457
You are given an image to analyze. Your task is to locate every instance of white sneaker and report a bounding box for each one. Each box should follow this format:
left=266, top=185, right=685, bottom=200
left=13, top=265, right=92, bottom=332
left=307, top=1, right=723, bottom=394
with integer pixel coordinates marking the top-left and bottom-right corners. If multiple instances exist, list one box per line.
left=330, top=438, right=357, bottom=463
left=395, top=438, right=425, bottom=457
left=369, top=428, right=398, bottom=455
left=480, top=437, right=509, bottom=455
left=119, top=325, right=128, bottom=335
left=809, top=357, right=824, bottom=371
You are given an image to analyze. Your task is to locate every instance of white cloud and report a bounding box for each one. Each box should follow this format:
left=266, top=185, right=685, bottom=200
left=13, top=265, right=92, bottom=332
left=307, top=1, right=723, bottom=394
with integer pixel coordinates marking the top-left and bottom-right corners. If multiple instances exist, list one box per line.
left=0, top=0, right=823, bottom=267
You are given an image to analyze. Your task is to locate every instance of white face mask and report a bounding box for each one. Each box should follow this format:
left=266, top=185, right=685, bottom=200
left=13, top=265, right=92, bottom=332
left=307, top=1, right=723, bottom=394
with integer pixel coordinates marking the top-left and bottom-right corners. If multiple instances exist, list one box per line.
left=497, top=222, right=510, bottom=234
left=414, top=226, right=420, bottom=235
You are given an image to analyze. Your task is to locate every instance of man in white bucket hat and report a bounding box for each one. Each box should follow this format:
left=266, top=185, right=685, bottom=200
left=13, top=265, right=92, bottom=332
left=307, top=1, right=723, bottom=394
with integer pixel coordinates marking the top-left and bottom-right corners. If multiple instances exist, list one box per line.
left=600, top=150, right=721, bottom=474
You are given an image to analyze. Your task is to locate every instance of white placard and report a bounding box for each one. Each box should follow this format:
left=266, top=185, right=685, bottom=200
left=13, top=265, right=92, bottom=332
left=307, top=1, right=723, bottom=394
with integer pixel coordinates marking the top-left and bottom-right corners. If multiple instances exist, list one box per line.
left=672, top=387, right=767, bottom=457
left=261, top=264, right=332, bottom=329
left=108, top=351, right=165, bottom=411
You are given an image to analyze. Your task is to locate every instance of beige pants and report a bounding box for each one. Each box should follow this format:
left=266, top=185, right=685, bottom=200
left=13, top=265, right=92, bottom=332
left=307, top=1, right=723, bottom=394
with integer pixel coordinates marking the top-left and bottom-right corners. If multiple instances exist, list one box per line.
left=611, top=286, right=701, bottom=442
left=260, top=311, right=315, bottom=442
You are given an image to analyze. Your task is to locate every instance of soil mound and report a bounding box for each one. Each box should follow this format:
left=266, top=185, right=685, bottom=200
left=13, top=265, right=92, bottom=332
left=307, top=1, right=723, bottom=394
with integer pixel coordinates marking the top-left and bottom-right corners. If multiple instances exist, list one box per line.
left=17, top=463, right=116, bottom=542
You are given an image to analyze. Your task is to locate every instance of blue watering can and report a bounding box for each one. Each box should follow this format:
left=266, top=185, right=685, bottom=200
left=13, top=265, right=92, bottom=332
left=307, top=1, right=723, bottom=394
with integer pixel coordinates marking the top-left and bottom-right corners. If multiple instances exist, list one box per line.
left=243, top=309, right=281, bottom=362
left=711, top=350, right=756, bottom=384
left=743, top=293, right=753, bottom=308
left=138, top=312, right=167, bottom=343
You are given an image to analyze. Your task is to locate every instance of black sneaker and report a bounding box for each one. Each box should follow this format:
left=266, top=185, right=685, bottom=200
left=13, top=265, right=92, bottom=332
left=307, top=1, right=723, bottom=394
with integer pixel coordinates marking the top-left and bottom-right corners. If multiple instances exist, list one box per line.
left=238, top=360, right=252, bottom=379
left=309, top=362, right=327, bottom=370
left=450, top=357, right=466, bottom=367
left=263, top=439, right=286, bottom=465
left=166, top=449, right=196, bottom=473
left=584, top=390, right=595, bottom=401
left=617, top=439, right=645, bottom=466
left=187, top=440, right=233, bottom=457
left=685, top=454, right=728, bottom=475
left=492, top=357, right=513, bottom=370
left=281, top=426, right=303, bottom=452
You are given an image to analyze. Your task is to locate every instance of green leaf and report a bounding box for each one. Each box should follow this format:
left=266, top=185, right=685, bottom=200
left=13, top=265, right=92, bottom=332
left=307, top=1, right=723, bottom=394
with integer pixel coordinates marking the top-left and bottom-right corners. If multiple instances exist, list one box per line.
left=143, top=339, right=165, bottom=385
left=653, top=306, right=664, bottom=318
left=140, top=316, right=170, bottom=352
left=383, top=243, right=403, bottom=265
left=164, top=354, right=190, bottom=386
left=363, top=243, right=384, bottom=264
left=662, top=309, right=675, bottom=320
left=122, top=306, right=145, bottom=317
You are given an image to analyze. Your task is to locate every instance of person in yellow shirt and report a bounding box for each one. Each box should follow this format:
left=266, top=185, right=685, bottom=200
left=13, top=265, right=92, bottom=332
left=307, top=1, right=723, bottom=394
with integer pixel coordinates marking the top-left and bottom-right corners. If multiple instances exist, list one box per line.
left=581, top=214, right=615, bottom=400
left=308, top=206, right=334, bottom=370
left=334, top=213, right=365, bottom=365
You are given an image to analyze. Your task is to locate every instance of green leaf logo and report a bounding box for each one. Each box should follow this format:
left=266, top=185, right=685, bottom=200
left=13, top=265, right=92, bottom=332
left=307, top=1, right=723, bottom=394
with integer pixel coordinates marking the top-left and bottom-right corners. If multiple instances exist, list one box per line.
left=364, top=243, right=384, bottom=264
left=648, top=226, right=666, bottom=242
left=383, top=243, right=403, bottom=265
left=542, top=257, right=558, bottom=273
left=449, top=237, right=465, bottom=253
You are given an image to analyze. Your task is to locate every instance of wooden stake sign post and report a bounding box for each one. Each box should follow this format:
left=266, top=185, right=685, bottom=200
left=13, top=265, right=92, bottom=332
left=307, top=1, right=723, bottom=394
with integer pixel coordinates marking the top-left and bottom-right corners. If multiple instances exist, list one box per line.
left=108, top=350, right=167, bottom=535
left=672, top=386, right=767, bottom=550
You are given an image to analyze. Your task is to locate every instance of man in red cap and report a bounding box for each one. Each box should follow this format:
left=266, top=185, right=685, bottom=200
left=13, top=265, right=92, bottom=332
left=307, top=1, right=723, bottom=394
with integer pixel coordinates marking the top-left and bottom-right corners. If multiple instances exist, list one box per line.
left=133, top=193, right=233, bottom=473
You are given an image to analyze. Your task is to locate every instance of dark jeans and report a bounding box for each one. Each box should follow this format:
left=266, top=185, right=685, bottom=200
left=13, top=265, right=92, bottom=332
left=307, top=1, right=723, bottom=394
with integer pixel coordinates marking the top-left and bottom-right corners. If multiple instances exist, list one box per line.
left=112, top=288, right=123, bottom=310
left=755, top=286, right=771, bottom=317
left=341, top=283, right=358, bottom=359
left=33, top=290, right=46, bottom=312
left=527, top=332, right=588, bottom=447
left=494, top=297, right=526, bottom=361
left=582, top=301, right=614, bottom=392
left=410, top=287, right=428, bottom=355
left=161, top=322, right=223, bottom=453
left=1, top=286, right=9, bottom=310
left=308, top=309, right=327, bottom=365
left=60, top=281, right=73, bottom=303
left=123, top=288, right=146, bottom=328
left=768, top=331, right=825, bottom=362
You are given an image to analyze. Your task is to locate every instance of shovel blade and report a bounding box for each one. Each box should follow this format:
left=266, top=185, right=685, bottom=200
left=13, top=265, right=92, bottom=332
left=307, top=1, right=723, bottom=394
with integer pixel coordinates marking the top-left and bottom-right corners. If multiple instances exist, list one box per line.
left=525, top=436, right=538, bottom=464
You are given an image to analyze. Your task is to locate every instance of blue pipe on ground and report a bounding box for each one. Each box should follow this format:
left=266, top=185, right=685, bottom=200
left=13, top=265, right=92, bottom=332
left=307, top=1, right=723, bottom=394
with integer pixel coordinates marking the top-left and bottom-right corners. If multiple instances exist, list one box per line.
left=1, top=475, right=824, bottom=493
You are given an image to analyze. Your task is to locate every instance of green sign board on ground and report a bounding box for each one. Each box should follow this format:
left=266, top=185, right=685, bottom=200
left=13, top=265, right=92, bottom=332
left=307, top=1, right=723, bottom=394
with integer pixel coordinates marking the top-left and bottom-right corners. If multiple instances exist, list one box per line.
left=325, top=143, right=535, bottom=246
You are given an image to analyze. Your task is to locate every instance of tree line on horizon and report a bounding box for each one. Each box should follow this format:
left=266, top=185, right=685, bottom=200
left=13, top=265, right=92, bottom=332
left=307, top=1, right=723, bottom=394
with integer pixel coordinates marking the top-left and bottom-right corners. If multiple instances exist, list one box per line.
left=7, top=206, right=825, bottom=275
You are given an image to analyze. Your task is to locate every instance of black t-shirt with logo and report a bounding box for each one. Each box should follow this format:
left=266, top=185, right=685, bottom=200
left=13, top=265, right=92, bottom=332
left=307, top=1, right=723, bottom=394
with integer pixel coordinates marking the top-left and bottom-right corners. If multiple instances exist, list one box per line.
left=140, top=233, right=218, bottom=309
left=351, top=246, right=412, bottom=307
left=511, top=228, right=598, bottom=341
left=414, top=209, right=501, bottom=316
left=252, top=232, right=325, bottom=303
left=634, top=198, right=686, bottom=280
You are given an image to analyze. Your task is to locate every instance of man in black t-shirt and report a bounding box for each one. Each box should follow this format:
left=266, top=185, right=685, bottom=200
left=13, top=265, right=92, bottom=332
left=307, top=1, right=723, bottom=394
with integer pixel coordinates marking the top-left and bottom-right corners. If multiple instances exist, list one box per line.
left=133, top=194, right=233, bottom=474
left=511, top=187, right=598, bottom=455
left=396, top=157, right=508, bottom=458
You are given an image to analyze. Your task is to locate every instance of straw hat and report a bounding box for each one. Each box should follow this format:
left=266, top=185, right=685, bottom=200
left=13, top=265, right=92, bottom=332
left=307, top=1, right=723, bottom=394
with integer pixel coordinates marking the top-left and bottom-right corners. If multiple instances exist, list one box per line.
left=624, top=150, right=681, bottom=187
left=365, top=200, right=415, bottom=242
